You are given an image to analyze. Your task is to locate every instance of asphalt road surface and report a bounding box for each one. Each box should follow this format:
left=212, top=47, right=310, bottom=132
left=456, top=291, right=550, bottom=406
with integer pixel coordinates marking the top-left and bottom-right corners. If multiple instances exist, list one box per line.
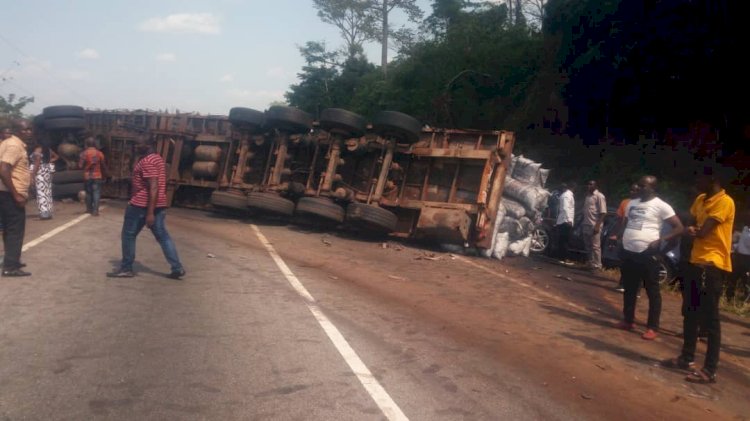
left=0, top=200, right=748, bottom=420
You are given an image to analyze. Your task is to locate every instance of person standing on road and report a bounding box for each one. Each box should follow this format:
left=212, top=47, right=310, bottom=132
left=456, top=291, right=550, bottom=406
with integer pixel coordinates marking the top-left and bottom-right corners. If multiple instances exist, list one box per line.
left=79, top=137, right=108, bottom=216
left=727, top=207, right=750, bottom=302
left=555, top=182, right=575, bottom=265
left=30, top=143, right=59, bottom=220
left=107, top=135, right=185, bottom=279
left=0, top=120, right=32, bottom=277
left=582, top=180, right=607, bottom=271
left=611, top=183, right=641, bottom=292
left=614, top=176, right=683, bottom=340
left=663, top=166, right=735, bottom=384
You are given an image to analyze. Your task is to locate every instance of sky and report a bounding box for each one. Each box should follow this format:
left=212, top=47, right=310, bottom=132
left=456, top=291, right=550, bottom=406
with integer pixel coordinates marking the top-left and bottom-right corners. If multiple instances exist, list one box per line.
left=0, top=0, right=433, bottom=116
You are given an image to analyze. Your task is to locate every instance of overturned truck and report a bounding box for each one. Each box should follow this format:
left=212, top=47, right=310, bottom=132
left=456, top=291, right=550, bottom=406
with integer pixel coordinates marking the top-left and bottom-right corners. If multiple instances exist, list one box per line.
left=41, top=106, right=515, bottom=253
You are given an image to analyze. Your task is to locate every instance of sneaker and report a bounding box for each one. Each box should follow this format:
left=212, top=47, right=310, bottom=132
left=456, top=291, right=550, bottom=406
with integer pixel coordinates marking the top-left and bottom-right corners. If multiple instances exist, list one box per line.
left=2, top=269, right=31, bottom=277
left=641, top=329, right=658, bottom=340
left=661, top=356, right=695, bottom=371
left=167, top=268, right=186, bottom=280
left=614, top=284, right=625, bottom=292
left=615, top=321, right=635, bottom=331
left=106, top=269, right=135, bottom=278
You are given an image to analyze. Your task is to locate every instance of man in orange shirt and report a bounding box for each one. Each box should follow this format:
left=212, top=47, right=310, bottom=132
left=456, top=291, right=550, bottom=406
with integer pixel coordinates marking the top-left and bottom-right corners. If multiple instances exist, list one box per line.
left=663, top=166, right=734, bottom=383
left=79, top=137, right=108, bottom=216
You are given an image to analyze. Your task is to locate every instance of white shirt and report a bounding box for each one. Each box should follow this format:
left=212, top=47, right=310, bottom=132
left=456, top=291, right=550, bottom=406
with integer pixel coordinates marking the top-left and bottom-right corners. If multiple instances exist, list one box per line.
left=734, top=226, right=750, bottom=255
left=556, top=189, right=574, bottom=226
left=623, top=197, right=676, bottom=253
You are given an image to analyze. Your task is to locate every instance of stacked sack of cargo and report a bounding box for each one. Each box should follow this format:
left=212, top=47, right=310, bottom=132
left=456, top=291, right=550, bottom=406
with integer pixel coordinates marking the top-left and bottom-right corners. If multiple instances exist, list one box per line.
left=482, top=155, right=551, bottom=260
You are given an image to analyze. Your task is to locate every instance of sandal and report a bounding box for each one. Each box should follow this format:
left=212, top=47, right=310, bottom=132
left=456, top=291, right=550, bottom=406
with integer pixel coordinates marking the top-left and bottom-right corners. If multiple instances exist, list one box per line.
left=685, top=368, right=716, bottom=384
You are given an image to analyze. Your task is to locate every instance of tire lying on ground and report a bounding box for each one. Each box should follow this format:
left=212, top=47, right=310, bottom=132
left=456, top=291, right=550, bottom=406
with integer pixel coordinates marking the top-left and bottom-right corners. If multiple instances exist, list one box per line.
left=294, top=197, right=345, bottom=224
left=229, top=107, right=264, bottom=131
left=264, top=106, right=313, bottom=134
left=346, top=202, right=398, bottom=234
left=53, top=182, right=85, bottom=198
left=372, top=111, right=422, bottom=144
left=210, top=190, right=248, bottom=211
left=44, top=117, right=86, bottom=131
left=319, top=108, right=367, bottom=138
left=52, top=170, right=85, bottom=184
left=42, top=105, right=85, bottom=120
left=246, top=192, right=295, bottom=217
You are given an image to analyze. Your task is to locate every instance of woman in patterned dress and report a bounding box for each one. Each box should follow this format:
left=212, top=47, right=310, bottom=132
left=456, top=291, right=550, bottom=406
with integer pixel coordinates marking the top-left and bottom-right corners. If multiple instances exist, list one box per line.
left=30, top=144, right=58, bottom=220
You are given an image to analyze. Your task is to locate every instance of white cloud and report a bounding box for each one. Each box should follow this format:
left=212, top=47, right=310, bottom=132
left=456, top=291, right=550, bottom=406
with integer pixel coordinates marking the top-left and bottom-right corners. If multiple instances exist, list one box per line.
left=156, top=53, right=177, bottom=62
left=77, top=48, right=99, bottom=59
left=220, top=74, right=234, bottom=83
left=139, top=13, right=220, bottom=34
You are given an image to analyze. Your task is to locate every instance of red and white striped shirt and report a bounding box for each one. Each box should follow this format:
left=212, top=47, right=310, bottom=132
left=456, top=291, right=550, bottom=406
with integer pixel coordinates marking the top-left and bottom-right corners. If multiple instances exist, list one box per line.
left=130, top=153, right=168, bottom=208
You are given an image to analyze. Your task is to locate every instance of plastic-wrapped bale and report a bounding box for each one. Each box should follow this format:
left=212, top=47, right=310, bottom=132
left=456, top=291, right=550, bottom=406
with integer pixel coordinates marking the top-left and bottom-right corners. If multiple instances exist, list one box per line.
left=502, top=198, right=526, bottom=219
left=518, top=216, right=535, bottom=238
left=492, top=232, right=511, bottom=260
left=507, top=154, right=519, bottom=177
left=537, top=168, right=550, bottom=188
left=504, top=177, right=551, bottom=213
left=508, top=235, right=533, bottom=257
left=512, top=156, right=542, bottom=184
left=498, top=216, right=524, bottom=240
left=479, top=204, right=507, bottom=258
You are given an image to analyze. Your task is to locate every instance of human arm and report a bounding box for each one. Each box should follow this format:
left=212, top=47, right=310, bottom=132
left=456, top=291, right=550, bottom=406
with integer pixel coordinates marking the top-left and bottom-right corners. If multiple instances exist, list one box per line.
left=593, top=194, right=607, bottom=234
left=647, top=215, right=684, bottom=251
left=50, top=149, right=59, bottom=163
left=31, top=153, right=40, bottom=180
left=0, top=162, right=25, bottom=207
left=146, top=177, right=158, bottom=227
left=687, top=218, right=720, bottom=239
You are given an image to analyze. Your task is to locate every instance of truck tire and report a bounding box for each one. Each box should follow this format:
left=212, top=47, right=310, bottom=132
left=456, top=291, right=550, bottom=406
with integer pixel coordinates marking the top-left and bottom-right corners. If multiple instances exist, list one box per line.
left=210, top=191, right=247, bottom=210
left=294, top=197, right=344, bottom=224
left=265, top=106, right=313, bottom=134
left=372, top=111, right=422, bottom=144
left=52, top=170, right=85, bottom=184
left=43, top=105, right=84, bottom=119
left=53, top=182, right=85, bottom=198
left=229, top=107, right=264, bottom=130
left=246, top=192, right=295, bottom=216
left=44, top=117, right=85, bottom=131
left=320, top=108, right=367, bottom=137
left=346, top=202, right=398, bottom=234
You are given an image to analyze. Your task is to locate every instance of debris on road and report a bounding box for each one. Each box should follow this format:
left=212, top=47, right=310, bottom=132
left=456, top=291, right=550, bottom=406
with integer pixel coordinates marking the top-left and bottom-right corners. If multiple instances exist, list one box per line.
left=321, top=237, right=332, bottom=247
left=329, top=275, right=339, bottom=280
left=581, top=393, right=593, bottom=400
left=388, top=275, right=407, bottom=281
left=207, top=253, right=216, bottom=258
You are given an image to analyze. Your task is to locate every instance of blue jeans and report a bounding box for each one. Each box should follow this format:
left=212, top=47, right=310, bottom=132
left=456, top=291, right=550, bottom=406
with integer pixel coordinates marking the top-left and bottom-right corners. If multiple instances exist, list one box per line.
left=120, top=205, right=183, bottom=273
left=85, top=179, right=102, bottom=213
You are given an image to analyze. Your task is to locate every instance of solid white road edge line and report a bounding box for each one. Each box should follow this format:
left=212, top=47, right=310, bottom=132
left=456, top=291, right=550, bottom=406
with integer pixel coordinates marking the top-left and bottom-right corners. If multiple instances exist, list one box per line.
left=23, top=207, right=104, bottom=252
left=251, top=224, right=409, bottom=421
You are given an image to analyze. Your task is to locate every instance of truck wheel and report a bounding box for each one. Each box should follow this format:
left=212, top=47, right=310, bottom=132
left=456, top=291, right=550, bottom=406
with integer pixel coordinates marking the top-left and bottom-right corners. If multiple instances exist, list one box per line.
left=210, top=190, right=247, bottom=210
left=372, top=111, right=422, bottom=144
left=346, top=202, right=397, bottom=234
left=229, top=107, right=264, bottom=131
left=52, top=170, right=85, bottom=184
left=294, top=197, right=344, bottom=224
left=44, top=117, right=85, bottom=131
left=265, top=106, right=313, bottom=134
left=43, top=105, right=84, bottom=119
left=246, top=192, right=295, bottom=216
left=52, top=182, right=85, bottom=198
left=320, top=108, right=367, bottom=137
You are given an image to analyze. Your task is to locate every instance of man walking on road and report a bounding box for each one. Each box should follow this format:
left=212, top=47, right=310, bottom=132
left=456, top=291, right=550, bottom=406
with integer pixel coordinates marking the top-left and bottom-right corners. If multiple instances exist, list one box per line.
left=0, top=120, right=32, bottom=277
left=615, top=176, right=683, bottom=340
left=555, top=182, right=575, bottom=265
left=663, top=166, right=734, bottom=383
left=79, top=137, right=108, bottom=216
left=582, top=180, right=607, bottom=271
left=107, top=135, right=185, bottom=279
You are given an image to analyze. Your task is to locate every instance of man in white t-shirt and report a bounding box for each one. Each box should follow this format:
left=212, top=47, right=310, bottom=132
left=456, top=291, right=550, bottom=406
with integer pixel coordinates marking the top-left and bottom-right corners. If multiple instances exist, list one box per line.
left=614, top=175, right=684, bottom=340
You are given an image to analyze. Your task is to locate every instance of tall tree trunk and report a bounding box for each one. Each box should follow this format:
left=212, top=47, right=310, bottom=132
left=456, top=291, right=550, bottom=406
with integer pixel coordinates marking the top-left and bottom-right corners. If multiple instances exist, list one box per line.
left=381, top=0, right=388, bottom=77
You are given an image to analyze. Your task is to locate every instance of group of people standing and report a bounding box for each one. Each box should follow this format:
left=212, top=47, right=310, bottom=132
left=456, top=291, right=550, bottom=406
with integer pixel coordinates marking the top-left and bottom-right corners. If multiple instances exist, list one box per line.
left=0, top=119, right=184, bottom=281
left=553, top=169, right=738, bottom=384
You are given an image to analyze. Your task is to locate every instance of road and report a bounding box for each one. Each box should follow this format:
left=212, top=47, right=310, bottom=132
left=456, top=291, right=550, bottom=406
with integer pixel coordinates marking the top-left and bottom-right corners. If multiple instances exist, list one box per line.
left=0, top=200, right=748, bottom=420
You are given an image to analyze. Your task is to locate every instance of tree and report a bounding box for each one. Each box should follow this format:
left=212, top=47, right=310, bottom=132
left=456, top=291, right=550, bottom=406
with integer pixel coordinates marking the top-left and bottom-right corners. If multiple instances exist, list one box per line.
left=312, top=0, right=376, bottom=59
left=523, top=0, right=547, bottom=30
left=285, top=41, right=341, bottom=116
left=368, top=0, right=423, bottom=77
left=0, top=93, right=34, bottom=120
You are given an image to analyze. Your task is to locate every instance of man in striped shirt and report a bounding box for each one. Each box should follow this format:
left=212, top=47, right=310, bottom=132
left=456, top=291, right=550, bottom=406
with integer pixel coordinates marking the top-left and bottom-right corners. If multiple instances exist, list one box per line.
left=107, top=135, right=185, bottom=279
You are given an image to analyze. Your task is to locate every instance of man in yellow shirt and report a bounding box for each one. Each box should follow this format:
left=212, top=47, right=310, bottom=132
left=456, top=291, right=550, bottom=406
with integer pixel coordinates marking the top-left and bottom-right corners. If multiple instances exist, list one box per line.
left=0, top=120, right=32, bottom=276
left=663, top=165, right=734, bottom=383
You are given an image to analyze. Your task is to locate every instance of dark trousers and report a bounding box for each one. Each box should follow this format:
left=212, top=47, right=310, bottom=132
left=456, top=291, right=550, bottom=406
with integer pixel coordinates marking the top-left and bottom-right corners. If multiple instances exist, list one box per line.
left=0, top=191, right=26, bottom=270
left=85, top=179, right=102, bottom=213
left=681, top=264, right=725, bottom=374
left=119, top=205, right=183, bottom=273
left=620, top=249, right=662, bottom=329
left=555, top=223, right=572, bottom=260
